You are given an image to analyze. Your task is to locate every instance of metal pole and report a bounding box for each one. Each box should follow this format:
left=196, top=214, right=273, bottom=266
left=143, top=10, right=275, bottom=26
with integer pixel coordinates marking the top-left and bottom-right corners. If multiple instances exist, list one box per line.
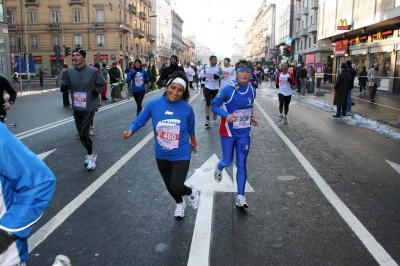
left=22, top=1, right=30, bottom=84
left=18, top=52, right=22, bottom=92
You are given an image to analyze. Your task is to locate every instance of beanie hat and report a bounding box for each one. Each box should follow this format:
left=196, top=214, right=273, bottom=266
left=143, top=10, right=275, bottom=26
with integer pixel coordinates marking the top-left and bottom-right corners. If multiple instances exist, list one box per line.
left=134, top=59, right=142, bottom=65
left=112, top=61, right=118, bottom=66
left=72, top=48, right=87, bottom=58
left=340, top=63, right=347, bottom=69
left=170, top=55, right=178, bottom=61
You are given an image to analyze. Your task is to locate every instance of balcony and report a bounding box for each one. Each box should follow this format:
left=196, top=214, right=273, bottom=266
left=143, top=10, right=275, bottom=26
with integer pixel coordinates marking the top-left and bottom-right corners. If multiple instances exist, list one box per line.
left=295, top=13, right=302, bottom=20
left=69, top=0, right=84, bottom=5
left=25, top=0, right=39, bottom=6
left=49, top=23, right=60, bottom=30
left=133, top=29, right=146, bottom=38
left=117, top=22, right=131, bottom=33
left=302, top=7, right=309, bottom=15
left=301, top=29, right=308, bottom=36
left=139, top=12, right=146, bottom=20
left=311, top=0, right=319, bottom=9
left=8, top=24, right=17, bottom=30
left=308, top=24, right=317, bottom=33
left=128, top=4, right=137, bottom=14
left=293, top=31, right=300, bottom=39
left=146, top=34, right=155, bottom=42
left=93, top=22, right=105, bottom=28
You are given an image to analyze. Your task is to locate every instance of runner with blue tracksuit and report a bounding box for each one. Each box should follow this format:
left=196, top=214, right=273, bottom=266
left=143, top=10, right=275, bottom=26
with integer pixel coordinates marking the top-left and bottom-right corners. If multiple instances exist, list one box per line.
left=211, top=60, right=260, bottom=208
left=126, top=59, right=150, bottom=116
left=123, top=71, right=200, bottom=218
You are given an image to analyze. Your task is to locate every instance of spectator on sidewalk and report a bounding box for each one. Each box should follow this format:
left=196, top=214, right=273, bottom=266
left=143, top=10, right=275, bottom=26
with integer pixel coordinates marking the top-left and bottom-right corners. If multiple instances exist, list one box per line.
left=358, top=66, right=368, bottom=95
left=345, top=60, right=356, bottom=115
left=59, top=64, right=70, bottom=107
left=295, top=64, right=302, bottom=93
left=100, top=63, right=109, bottom=101
left=326, top=65, right=333, bottom=83
left=367, top=63, right=382, bottom=103
left=39, top=67, right=44, bottom=86
left=300, top=62, right=308, bottom=96
left=333, top=63, right=351, bottom=118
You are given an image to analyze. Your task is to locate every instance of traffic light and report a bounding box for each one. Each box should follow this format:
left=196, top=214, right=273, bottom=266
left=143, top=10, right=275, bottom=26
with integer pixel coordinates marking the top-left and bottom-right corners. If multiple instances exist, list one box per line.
left=29, top=53, right=33, bottom=60
left=22, top=52, right=26, bottom=61
left=64, top=46, right=71, bottom=57
left=283, top=45, right=291, bottom=57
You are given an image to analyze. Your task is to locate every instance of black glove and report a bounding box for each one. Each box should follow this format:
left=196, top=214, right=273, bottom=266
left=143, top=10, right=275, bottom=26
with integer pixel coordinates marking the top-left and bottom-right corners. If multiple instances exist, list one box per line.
left=144, top=80, right=149, bottom=84
left=202, top=77, right=206, bottom=82
left=213, top=74, right=220, bottom=80
left=287, top=77, right=292, bottom=84
left=60, top=84, right=69, bottom=93
left=91, top=90, right=99, bottom=97
left=0, top=229, right=16, bottom=253
left=276, top=84, right=279, bottom=89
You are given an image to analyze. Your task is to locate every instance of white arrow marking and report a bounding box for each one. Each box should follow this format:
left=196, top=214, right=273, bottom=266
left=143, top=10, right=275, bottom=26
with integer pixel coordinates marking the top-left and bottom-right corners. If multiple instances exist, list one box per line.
left=386, top=160, right=400, bottom=175
left=185, top=153, right=254, bottom=266
left=37, top=149, right=56, bottom=160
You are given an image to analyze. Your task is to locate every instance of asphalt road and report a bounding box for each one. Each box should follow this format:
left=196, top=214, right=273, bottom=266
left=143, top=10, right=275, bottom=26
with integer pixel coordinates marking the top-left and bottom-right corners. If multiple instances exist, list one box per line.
left=4, top=82, right=400, bottom=266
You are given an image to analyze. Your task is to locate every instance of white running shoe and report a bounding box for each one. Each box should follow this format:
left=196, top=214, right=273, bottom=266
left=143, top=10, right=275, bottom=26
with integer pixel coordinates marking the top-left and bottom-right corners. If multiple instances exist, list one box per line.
left=84, top=155, right=90, bottom=165
left=278, top=114, right=283, bottom=122
left=52, top=255, right=72, bottom=266
left=89, top=127, right=95, bottom=136
left=86, top=152, right=97, bottom=171
left=188, top=184, right=201, bottom=209
left=283, top=116, right=288, bottom=124
left=214, top=162, right=222, bottom=183
left=205, top=120, right=211, bottom=128
left=236, top=195, right=248, bottom=208
left=174, top=199, right=186, bottom=218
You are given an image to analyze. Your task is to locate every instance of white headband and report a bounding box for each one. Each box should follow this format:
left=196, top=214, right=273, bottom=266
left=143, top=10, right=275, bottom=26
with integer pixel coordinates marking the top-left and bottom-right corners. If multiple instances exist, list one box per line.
left=168, top=77, right=187, bottom=88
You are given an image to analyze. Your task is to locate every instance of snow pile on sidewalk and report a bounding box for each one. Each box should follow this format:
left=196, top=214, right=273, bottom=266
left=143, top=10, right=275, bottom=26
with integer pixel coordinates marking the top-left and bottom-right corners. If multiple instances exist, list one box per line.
left=295, top=95, right=400, bottom=142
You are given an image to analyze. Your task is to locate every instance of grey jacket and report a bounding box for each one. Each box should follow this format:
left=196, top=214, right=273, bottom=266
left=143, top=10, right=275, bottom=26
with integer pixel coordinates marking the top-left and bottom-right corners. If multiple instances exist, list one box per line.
left=367, top=68, right=382, bottom=86
left=61, top=65, right=106, bottom=112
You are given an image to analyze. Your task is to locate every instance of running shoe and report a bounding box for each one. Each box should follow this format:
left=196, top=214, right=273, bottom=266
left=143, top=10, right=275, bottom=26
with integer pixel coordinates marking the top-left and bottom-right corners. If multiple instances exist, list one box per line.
left=174, top=199, right=186, bottom=218
left=86, top=152, right=97, bottom=171
left=188, top=184, right=200, bottom=209
left=283, top=116, right=288, bottom=124
left=89, top=127, right=95, bottom=136
left=236, top=195, right=248, bottom=208
left=214, top=162, right=222, bottom=183
left=52, top=255, right=72, bottom=266
left=278, top=114, right=283, bottom=122
left=213, top=113, right=217, bottom=120
left=205, top=120, right=211, bottom=128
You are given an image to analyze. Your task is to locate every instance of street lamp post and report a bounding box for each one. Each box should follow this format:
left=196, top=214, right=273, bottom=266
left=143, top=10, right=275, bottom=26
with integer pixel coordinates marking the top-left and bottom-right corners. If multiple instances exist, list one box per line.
left=21, top=0, right=30, bottom=84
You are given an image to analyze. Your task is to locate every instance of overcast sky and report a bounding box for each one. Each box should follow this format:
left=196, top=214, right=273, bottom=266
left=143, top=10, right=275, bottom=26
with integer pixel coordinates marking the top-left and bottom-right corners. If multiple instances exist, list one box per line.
left=172, top=0, right=263, bottom=56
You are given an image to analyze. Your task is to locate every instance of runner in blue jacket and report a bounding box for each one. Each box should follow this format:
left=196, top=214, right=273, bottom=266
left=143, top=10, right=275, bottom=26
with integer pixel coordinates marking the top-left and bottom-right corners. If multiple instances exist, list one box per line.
left=0, top=122, right=56, bottom=265
left=123, top=71, right=200, bottom=218
left=126, top=59, right=150, bottom=116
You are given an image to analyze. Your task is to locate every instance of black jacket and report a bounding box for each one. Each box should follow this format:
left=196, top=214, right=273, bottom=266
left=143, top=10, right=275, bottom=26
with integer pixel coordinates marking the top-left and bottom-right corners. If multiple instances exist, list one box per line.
left=109, top=67, right=121, bottom=83
left=0, top=76, right=16, bottom=115
left=346, top=66, right=356, bottom=90
left=160, top=64, right=184, bottom=81
left=334, top=69, right=352, bottom=106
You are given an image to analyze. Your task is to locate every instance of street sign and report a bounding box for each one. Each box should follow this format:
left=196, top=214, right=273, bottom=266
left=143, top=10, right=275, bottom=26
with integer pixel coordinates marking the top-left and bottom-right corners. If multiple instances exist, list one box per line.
left=269, top=48, right=278, bottom=54
left=284, top=36, right=292, bottom=45
left=53, top=45, right=61, bottom=54
left=314, top=62, right=325, bottom=73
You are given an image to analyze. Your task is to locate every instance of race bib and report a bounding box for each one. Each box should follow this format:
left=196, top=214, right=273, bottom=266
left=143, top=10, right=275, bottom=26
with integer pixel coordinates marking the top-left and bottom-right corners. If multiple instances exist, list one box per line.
left=156, top=122, right=180, bottom=149
left=223, top=71, right=229, bottom=80
left=73, top=92, right=87, bottom=108
left=233, top=109, right=251, bottom=129
left=206, top=74, right=214, bottom=81
left=135, top=76, right=144, bottom=87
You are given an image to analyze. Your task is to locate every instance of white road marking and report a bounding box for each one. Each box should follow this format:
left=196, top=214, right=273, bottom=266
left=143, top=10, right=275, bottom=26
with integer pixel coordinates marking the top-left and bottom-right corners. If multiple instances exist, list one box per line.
left=185, top=154, right=254, bottom=266
left=386, top=160, right=400, bottom=175
left=28, top=91, right=199, bottom=252
left=36, top=149, right=56, bottom=160
left=254, top=100, right=398, bottom=266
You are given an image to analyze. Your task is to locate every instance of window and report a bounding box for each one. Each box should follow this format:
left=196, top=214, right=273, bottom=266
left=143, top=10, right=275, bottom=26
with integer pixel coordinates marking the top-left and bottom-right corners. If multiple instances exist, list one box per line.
left=296, top=40, right=299, bottom=51
left=97, top=34, right=104, bottom=49
left=314, top=36, right=316, bottom=45
left=30, top=35, right=38, bottom=51
left=73, top=9, right=81, bottom=23
left=74, top=35, right=82, bottom=48
left=9, top=36, right=16, bottom=51
left=309, top=37, right=311, bottom=48
left=29, top=10, right=37, bottom=24
left=119, top=35, right=122, bottom=50
left=96, top=9, right=104, bottom=22
left=118, top=11, right=122, bottom=22
left=300, top=40, right=303, bottom=50
left=0, top=1, right=3, bottom=23
left=7, top=10, right=15, bottom=24
left=52, top=35, right=60, bottom=46
left=124, top=13, right=127, bottom=23
left=51, top=10, right=59, bottom=23
left=310, top=16, right=313, bottom=25
left=125, top=36, right=128, bottom=51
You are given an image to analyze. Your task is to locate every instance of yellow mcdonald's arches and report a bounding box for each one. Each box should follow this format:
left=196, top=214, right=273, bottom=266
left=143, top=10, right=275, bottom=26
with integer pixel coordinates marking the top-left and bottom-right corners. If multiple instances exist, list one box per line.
left=337, top=19, right=348, bottom=27
left=377, top=30, right=382, bottom=40
left=355, top=36, right=360, bottom=44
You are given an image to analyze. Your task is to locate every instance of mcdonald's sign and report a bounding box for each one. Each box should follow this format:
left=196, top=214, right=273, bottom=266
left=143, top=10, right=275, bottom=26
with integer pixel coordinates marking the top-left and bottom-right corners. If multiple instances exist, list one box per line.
left=337, top=19, right=351, bottom=30
left=334, top=40, right=348, bottom=57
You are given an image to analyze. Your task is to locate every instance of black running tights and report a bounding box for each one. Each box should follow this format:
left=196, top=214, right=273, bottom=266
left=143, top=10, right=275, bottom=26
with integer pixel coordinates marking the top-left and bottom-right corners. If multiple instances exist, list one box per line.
left=74, top=110, right=95, bottom=155
left=133, top=90, right=146, bottom=116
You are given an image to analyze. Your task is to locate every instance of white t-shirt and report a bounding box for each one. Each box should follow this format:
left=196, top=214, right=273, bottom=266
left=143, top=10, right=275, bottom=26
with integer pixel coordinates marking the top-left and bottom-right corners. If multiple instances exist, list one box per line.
left=185, top=67, right=195, bottom=82
left=220, top=66, right=235, bottom=89
left=201, top=65, right=222, bottom=90
left=278, top=72, right=293, bottom=96
left=196, top=65, right=203, bottom=77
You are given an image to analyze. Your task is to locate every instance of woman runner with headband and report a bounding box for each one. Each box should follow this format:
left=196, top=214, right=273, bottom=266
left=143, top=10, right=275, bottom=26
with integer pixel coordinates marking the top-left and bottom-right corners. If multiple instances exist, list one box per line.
left=211, top=60, right=260, bottom=208
left=123, top=71, right=200, bottom=218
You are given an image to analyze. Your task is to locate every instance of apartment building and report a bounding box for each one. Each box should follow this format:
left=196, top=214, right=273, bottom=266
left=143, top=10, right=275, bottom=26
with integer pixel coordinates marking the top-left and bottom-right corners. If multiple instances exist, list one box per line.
left=150, top=0, right=172, bottom=66
left=171, top=9, right=183, bottom=62
left=7, top=0, right=154, bottom=77
left=0, top=0, right=11, bottom=78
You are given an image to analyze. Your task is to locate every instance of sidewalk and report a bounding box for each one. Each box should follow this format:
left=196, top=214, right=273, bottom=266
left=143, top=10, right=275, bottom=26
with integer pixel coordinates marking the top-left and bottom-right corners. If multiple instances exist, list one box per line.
left=306, top=83, right=400, bottom=129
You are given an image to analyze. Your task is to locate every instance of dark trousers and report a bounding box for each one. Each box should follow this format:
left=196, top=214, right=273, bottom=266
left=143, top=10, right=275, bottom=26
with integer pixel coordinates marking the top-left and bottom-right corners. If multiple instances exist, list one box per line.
left=62, top=93, right=70, bottom=106
left=189, top=81, right=194, bottom=89
left=369, top=84, right=378, bottom=101
left=74, top=110, right=95, bottom=155
left=316, top=78, right=321, bottom=88
left=40, top=77, right=43, bottom=86
left=0, top=110, right=6, bottom=122
left=132, top=90, right=146, bottom=116
left=336, top=105, right=346, bottom=117
left=156, top=159, right=192, bottom=203
left=359, top=85, right=366, bottom=92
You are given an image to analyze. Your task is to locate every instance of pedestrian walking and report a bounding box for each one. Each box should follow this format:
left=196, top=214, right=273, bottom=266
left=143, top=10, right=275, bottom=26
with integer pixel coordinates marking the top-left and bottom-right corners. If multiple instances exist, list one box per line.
left=367, top=63, right=382, bottom=103
left=123, top=71, right=200, bottom=218
left=59, top=64, right=70, bottom=107
left=211, top=59, right=260, bottom=208
left=0, top=122, right=56, bottom=266
left=0, top=75, right=16, bottom=123
left=300, top=62, right=308, bottom=96
left=358, top=66, right=368, bottom=95
left=126, top=59, right=150, bottom=116
left=333, top=63, right=351, bottom=118
left=39, top=67, right=44, bottom=86
left=60, top=48, right=106, bottom=171
left=276, top=62, right=296, bottom=124
left=345, top=60, right=356, bottom=115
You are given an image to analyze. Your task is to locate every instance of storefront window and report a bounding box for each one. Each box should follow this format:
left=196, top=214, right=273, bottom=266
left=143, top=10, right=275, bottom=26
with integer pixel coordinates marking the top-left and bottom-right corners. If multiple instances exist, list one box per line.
left=371, top=52, right=391, bottom=77
left=352, top=54, right=367, bottom=75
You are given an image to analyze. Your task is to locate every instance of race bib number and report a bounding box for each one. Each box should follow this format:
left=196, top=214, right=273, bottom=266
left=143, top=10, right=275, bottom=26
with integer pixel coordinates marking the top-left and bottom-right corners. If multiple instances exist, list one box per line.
left=135, top=76, right=144, bottom=87
left=156, top=122, right=180, bottom=149
left=206, top=74, right=214, bottom=81
left=233, top=109, right=251, bottom=129
left=223, top=71, right=229, bottom=80
left=73, top=92, right=87, bottom=108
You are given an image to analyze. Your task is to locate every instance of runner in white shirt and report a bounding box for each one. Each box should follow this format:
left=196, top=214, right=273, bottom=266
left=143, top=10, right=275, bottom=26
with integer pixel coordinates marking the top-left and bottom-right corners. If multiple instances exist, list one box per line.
left=220, top=57, right=236, bottom=90
left=184, top=62, right=195, bottom=90
left=275, top=62, right=296, bottom=124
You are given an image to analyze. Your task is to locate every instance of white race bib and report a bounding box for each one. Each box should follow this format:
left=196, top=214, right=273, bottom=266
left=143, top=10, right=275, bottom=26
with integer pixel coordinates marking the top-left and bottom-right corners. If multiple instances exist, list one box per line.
left=233, top=109, right=252, bottom=129
left=156, top=122, right=180, bottom=149
left=135, top=76, right=144, bottom=87
left=206, top=74, right=214, bottom=81
left=223, top=71, right=229, bottom=80
left=73, top=92, right=87, bottom=108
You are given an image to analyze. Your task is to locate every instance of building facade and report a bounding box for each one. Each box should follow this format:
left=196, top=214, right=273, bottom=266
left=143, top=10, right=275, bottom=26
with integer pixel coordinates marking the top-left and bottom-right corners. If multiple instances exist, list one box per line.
left=196, top=45, right=213, bottom=64
left=171, top=9, right=183, bottom=62
left=182, top=36, right=195, bottom=63
left=230, top=43, right=245, bottom=65
left=318, top=0, right=400, bottom=92
left=274, top=0, right=294, bottom=63
left=151, top=0, right=172, bottom=66
left=0, top=0, right=10, bottom=79
left=6, top=0, right=154, bottom=77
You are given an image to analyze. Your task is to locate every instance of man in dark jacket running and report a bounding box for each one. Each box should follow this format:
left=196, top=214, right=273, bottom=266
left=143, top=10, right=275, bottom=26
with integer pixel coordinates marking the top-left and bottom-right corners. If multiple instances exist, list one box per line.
left=333, top=63, right=352, bottom=118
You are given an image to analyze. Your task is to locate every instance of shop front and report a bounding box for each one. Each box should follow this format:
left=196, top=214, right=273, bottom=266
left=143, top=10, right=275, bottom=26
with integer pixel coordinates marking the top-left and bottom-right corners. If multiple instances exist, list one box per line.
left=393, top=46, right=400, bottom=93
left=370, top=46, right=392, bottom=91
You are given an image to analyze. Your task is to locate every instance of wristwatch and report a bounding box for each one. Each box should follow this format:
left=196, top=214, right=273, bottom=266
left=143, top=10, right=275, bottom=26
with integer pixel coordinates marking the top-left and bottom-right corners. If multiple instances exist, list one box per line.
left=8, top=101, right=13, bottom=105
